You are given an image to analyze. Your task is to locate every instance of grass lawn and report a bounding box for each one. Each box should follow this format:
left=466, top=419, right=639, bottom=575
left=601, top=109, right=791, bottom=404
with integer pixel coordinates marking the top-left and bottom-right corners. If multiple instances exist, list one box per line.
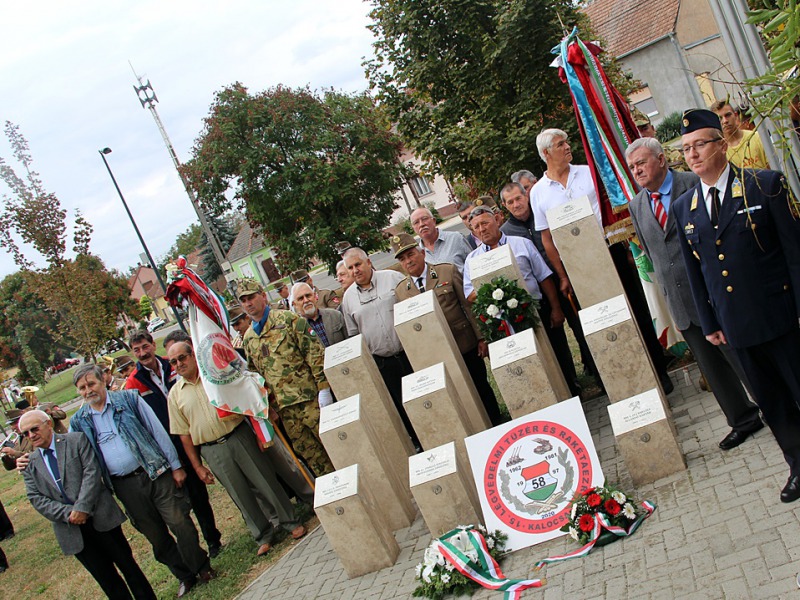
left=0, top=441, right=317, bottom=599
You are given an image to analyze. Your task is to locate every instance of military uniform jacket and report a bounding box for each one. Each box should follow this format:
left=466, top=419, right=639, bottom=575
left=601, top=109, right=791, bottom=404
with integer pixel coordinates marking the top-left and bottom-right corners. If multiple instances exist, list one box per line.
left=629, top=169, right=700, bottom=331
left=242, top=308, right=330, bottom=408
left=395, top=262, right=482, bottom=354
left=673, top=165, right=800, bottom=348
left=315, top=288, right=341, bottom=310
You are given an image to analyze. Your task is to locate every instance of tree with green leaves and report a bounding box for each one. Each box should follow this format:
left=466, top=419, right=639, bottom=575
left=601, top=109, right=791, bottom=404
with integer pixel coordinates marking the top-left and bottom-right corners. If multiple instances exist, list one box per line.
left=199, top=214, right=238, bottom=282
left=0, top=121, right=138, bottom=363
left=365, top=0, right=636, bottom=192
left=139, top=295, right=153, bottom=320
left=181, top=84, right=408, bottom=272
left=159, top=222, right=203, bottom=271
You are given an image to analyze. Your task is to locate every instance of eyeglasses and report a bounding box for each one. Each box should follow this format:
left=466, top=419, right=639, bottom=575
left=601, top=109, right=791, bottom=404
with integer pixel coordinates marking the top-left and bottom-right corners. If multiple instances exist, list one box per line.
left=20, top=422, right=48, bottom=437
left=681, top=139, right=722, bottom=154
left=168, top=353, right=191, bottom=366
left=411, top=215, right=433, bottom=227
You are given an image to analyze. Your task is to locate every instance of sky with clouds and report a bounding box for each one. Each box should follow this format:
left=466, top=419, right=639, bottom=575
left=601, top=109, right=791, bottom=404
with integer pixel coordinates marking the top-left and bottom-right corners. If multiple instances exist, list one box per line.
left=0, top=0, right=377, bottom=278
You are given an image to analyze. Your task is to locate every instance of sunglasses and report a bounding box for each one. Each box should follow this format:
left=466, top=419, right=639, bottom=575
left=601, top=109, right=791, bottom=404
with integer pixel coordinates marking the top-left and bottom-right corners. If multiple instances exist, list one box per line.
left=20, top=423, right=48, bottom=437
left=168, top=353, right=191, bottom=366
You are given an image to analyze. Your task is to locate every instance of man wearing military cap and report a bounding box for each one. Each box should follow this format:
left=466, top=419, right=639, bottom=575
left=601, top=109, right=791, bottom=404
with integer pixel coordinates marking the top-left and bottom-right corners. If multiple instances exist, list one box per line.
left=474, top=195, right=505, bottom=227
left=291, top=269, right=340, bottom=310
left=673, top=108, right=800, bottom=502
left=391, top=234, right=506, bottom=426
left=632, top=107, right=688, bottom=171
left=271, top=281, right=291, bottom=311
left=237, top=278, right=335, bottom=476
left=410, top=207, right=472, bottom=273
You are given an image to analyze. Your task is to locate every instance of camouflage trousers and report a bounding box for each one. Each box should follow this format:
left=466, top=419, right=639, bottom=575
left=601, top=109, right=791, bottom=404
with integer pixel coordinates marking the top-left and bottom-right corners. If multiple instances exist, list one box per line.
left=279, top=400, right=335, bottom=477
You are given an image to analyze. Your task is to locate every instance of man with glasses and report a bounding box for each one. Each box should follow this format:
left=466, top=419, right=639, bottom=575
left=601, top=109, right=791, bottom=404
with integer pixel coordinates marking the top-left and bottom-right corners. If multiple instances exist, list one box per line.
left=125, top=330, right=223, bottom=560
left=411, top=207, right=472, bottom=272
left=238, top=278, right=335, bottom=477
left=71, top=365, right=212, bottom=597
left=166, top=342, right=306, bottom=558
left=20, top=408, right=156, bottom=599
left=341, top=247, right=420, bottom=448
left=674, top=108, right=800, bottom=503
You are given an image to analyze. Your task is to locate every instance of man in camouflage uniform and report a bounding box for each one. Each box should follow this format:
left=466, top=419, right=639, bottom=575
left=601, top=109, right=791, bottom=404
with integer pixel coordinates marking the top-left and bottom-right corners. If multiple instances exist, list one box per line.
left=237, top=278, right=335, bottom=476
left=632, top=107, right=688, bottom=171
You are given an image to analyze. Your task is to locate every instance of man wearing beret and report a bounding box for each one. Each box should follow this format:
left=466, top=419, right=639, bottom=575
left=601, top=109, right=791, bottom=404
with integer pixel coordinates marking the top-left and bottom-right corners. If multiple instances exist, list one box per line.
left=673, top=108, right=800, bottom=503
left=391, top=233, right=505, bottom=426
left=237, top=278, right=335, bottom=476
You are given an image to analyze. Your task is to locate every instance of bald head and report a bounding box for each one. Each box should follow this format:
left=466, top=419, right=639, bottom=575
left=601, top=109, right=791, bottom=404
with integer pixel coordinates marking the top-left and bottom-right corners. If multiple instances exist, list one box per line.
left=19, top=409, right=53, bottom=449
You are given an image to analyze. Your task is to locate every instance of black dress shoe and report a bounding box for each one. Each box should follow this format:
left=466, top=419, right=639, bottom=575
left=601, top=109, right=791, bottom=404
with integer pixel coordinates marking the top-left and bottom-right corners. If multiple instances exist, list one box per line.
left=781, top=475, right=800, bottom=503
left=198, top=567, right=216, bottom=583
left=208, top=543, right=222, bottom=559
left=719, top=422, right=764, bottom=450
left=176, top=579, right=195, bottom=598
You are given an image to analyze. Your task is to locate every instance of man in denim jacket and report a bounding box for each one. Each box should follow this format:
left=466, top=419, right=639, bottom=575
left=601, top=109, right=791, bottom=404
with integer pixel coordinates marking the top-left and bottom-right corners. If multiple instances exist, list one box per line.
left=70, top=364, right=212, bottom=598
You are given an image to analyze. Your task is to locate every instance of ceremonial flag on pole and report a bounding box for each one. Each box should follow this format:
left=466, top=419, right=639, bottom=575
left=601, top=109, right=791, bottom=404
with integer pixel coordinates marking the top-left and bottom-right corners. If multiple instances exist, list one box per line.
left=165, top=257, right=275, bottom=446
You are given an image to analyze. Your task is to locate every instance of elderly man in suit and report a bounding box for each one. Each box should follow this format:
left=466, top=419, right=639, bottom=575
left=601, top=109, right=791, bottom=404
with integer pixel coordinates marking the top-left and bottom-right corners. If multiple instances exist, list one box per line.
left=673, top=108, right=800, bottom=502
left=291, top=282, right=348, bottom=348
left=20, top=409, right=155, bottom=599
left=627, top=136, right=763, bottom=451
left=391, top=233, right=505, bottom=426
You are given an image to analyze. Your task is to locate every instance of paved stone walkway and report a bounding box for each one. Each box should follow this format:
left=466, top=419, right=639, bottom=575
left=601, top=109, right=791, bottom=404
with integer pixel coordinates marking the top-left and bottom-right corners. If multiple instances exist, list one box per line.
left=238, top=364, right=800, bottom=599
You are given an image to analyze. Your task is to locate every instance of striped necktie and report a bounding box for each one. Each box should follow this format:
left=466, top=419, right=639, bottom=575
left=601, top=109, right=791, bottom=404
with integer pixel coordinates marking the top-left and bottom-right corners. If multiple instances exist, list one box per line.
left=651, top=192, right=668, bottom=231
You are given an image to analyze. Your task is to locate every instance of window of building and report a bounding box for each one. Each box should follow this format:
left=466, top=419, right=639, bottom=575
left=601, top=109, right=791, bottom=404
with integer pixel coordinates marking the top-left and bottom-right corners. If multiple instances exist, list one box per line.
left=410, top=176, right=433, bottom=197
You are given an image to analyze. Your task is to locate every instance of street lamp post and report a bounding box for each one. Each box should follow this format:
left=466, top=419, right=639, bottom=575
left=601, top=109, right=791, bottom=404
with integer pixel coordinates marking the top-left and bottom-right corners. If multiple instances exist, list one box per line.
left=98, top=147, right=186, bottom=333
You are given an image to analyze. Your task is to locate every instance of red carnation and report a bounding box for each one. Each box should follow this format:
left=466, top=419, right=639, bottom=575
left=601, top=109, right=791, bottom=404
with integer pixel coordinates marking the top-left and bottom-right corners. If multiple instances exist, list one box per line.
left=583, top=487, right=595, bottom=496
left=578, top=514, right=594, bottom=532
left=479, top=315, right=487, bottom=322
left=604, top=499, right=621, bottom=516
left=586, top=493, right=602, bottom=508
left=515, top=314, right=524, bottom=322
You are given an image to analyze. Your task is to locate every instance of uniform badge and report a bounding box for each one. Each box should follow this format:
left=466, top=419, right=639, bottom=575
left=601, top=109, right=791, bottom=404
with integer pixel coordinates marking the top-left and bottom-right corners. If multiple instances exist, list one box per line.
left=683, top=118, right=689, bottom=127
left=690, top=190, right=698, bottom=211
left=731, top=177, right=743, bottom=198
left=392, top=235, right=400, bottom=244
left=684, top=222, right=694, bottom=235
left=692, top=250, right=700, bottom=261
left=261, top=346, right=270, bottom=357
left=475, top=198, right=484, bottom=206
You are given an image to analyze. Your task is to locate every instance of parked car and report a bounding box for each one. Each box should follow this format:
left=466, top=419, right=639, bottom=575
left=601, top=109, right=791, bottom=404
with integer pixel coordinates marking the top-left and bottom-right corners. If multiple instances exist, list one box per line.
left=147, top=317, right=166, bottom=333
left=50, top=357, right=80, bottom=373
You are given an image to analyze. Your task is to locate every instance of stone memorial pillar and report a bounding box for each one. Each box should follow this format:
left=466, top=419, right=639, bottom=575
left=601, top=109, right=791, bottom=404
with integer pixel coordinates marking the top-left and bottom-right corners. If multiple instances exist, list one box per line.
left=319, top=395, right=416, bottom=531
left=324, top=335, right=414, bottom=487
left=394, top=291, right=489, bottom=433
left=402, top=363, right=473, bottom=468
left=489, top=328, right=569, bottom=418
left=607, top=389, right=686, bottom=486
left=314, top=464, right=399, bottom=578
left=409, top=442, right=483, bottom=537
left=467, top=245, right=568, bottom=395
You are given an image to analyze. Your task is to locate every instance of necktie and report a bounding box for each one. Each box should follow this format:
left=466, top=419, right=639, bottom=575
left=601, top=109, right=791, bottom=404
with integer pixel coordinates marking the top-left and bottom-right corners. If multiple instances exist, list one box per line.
left=651, top=192, right=668, bottom=231
left=43, top=448, right=73, bottom=505
left=416, top=277, right=425, bottom=292
left=709, top=187, right=721, bottom=228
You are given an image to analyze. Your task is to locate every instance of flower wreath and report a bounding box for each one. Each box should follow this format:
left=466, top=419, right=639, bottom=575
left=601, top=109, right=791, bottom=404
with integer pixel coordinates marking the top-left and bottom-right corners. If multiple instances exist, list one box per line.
left=472, top=276, right=540, bottom=343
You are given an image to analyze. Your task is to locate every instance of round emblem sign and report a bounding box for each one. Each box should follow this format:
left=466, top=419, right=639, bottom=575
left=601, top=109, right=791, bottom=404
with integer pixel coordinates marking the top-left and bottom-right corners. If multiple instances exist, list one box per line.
left=483, top=420, right=593, bottom=534
left=197, top=333, right=245, bottom=385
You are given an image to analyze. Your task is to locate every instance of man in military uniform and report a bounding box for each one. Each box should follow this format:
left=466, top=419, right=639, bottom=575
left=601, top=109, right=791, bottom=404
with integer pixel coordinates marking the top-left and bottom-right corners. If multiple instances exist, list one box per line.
left=238, top=278, right=334, bottom=476
left=391, top=234, right=505, bottom=426
left=291, top=269, right=340, bottom=309
left=673, top=108, right=800, bottom=503
left=271, top=282, right=291, bottom=310
left=632, top=107, right=688, bottom=171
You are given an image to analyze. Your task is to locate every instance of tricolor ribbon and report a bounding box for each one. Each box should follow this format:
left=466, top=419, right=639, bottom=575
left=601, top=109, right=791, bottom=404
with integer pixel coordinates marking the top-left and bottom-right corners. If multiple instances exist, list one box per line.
left=534, top=500, right=656, bottom=570
left=435, top=527, right=545, bottom=599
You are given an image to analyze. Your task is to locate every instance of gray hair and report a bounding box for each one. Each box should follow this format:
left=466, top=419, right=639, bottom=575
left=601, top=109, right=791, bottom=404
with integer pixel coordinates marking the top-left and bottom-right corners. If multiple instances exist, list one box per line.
left=335, top=260, right=346, bottom=272
left=343, top=247, right=368, bottom=262
left=536, top=128, right=568, bottom=163
left=511, top=170, right=536, bottom=183
left=625, top=137, right=665, bottom=161
left=290, top=282, right=313, bottom=303
left=73, top=364, right=106, bottom=386
left=500, top=182, right=527, bottom=202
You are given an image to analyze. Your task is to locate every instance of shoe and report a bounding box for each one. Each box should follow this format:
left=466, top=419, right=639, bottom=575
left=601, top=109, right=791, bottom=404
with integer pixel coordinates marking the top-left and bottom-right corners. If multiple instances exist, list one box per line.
left=198, top=567, right=216, bottom=583
left=208, top=543, right=222, bottom=559
left=176, top=579, right=195, bottom=598
left=291, top=525, right=306, bottom=540
left=781, top=475, right=800, bottom=503
left=0, top=531, right=14, bottom=541
left=257, top=543, right=272, bottom=556
left=718, top=423, right=764, bottom=450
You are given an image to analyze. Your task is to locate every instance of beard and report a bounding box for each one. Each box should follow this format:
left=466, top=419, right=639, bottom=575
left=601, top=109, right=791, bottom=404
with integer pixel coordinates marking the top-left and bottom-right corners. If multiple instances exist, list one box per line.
left=300, top=304, right=317, bottom=319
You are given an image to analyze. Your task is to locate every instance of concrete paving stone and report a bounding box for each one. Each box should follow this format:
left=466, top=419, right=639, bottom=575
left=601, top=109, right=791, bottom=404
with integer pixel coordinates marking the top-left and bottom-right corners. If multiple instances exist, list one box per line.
left=679, top=587, right=725, bottom=600
left=752, top=577, right=798, bottom=598
left=740, top=556, right=771, bottom=588
left=697, top=564, right=744, bottom=588
left=715, top=544, right=762, bottom=570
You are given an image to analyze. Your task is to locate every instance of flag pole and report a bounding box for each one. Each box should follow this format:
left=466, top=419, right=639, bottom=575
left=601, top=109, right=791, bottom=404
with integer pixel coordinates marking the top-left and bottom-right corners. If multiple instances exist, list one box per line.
left=268, top=401, right=316, bottom=492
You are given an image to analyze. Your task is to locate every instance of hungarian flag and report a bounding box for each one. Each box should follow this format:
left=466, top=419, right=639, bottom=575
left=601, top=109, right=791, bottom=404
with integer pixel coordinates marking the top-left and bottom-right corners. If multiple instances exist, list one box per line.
left=522, top=461, right=558, bottom=502
left=165, top=257, right=274, bottom=446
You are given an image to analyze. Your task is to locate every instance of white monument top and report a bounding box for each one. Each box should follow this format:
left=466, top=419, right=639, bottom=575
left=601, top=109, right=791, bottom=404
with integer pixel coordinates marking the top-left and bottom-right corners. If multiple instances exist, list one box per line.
left=319, top=394, right=361, bottom=434
left=579, top=295, right=631, bottom=336
left=402, top=362, right=447, bottom=403
left=324, top=334, right=363, bottom=369
left=607, top=388, right=667, bottom=436
left=467, top=244, right=514, bottom=280
left=313, top=464, right=359, bottom=508
left=488, top=328, right=537, bottom=370
left=394, top=290, right=435, bottom=326
left=546, top=195, right=594, bottom=229
left=408, top=441, right=458, bottom=487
